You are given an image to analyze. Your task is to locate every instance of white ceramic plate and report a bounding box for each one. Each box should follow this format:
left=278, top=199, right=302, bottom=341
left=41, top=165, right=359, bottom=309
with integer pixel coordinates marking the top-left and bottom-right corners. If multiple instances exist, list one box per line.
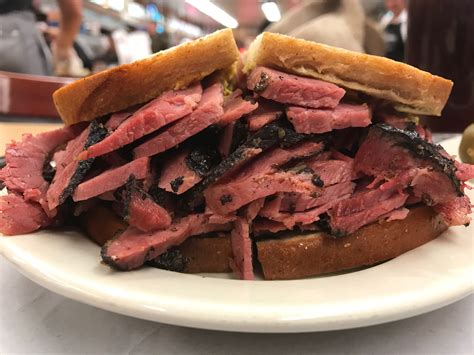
left=1, top=136, right=473, bottom=333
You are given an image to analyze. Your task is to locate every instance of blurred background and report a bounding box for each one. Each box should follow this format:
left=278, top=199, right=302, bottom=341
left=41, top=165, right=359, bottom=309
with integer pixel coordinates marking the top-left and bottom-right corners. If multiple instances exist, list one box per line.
left=0, top=0, right=472, bottom=131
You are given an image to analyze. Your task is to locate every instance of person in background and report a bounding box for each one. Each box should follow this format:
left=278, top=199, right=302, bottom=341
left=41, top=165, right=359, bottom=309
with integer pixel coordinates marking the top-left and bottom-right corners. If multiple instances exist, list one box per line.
left=147, top=21, right=170, bottom=53
left=264, top=0, right=385, bottom=55
left=51, top=0, right=88, bottom=76
left=112, top=25, right=152, bottom=64
left=379, top=0, right=407, bottom=61
left=0, top=0, right=85, bottom=76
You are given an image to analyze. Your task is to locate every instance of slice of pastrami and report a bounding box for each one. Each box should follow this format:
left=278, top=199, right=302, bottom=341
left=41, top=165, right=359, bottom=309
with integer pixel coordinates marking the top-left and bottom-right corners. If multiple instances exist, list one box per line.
left=47, top=121, right=107, bottom=210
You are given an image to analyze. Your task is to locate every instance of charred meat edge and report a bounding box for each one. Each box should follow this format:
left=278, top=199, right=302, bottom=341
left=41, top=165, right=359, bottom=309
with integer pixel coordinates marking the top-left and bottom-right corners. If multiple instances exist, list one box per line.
left=58, top=121, right=108, bottom=205
left=253, top=72, right=270, bottom=94
left=170, top=176, right=184, bottom=192
left=181, top=120, right=317, bottom=210
left=374, top=124, right=462, bottom=196
left=317, top=124, right=463, bottom=237
left=0, top=156, right=5, bottom=189
left=185, top=145, right=221, bottom=177
left=116, top=176, right=167, bottom=220
left=316, top=212, right=346, bottom=237
left=229, top=119, right=249, bottom=154
left=147, top=247, right=188, bottom=272
left=114, top=175, right=135, bottom=219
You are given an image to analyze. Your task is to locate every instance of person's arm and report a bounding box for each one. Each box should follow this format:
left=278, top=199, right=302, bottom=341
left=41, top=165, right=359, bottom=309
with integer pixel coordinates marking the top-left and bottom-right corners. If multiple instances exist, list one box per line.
left=55, top=0, right=82, bottom=60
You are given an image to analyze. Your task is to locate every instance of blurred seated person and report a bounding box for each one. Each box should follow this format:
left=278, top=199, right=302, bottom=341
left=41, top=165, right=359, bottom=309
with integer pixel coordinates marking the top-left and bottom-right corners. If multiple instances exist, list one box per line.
left=112, top=26, right=152, bottom=64
left=147, top=22, right=170, bottom=53
left=379, top=0, right=407, bottom=61
left=264, top=0, right=385, bottom=55
left=0, top=0, right=86, bottom=76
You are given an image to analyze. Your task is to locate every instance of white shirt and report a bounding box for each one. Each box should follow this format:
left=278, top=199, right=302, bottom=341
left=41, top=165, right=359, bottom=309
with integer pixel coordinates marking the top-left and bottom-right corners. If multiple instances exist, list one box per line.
left=380, top=8, right=407, bottom=42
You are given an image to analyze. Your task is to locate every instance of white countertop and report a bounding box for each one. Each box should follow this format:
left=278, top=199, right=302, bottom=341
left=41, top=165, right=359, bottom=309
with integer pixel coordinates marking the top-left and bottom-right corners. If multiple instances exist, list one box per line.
left=0, top=256, right=472, bottom=354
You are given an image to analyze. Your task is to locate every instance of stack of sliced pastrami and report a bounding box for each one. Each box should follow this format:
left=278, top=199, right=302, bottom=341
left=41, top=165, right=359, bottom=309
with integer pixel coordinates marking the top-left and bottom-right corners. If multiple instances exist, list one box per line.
left=1, top=67, right=473, bottom=280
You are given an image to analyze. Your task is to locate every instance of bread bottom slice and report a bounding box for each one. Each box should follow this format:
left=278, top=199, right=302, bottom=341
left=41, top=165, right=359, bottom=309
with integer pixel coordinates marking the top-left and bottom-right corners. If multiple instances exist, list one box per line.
left=81, top=205, right=446, bottom=279
left=81, top=204, right=128, bottom=246
left=179, top=236, right=232, bottom=273
left=256, top=206, right=447, bottom=280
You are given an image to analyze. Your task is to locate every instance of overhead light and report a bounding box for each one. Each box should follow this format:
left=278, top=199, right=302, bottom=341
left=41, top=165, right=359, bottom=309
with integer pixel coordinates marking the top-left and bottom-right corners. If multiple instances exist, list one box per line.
left=168, top=18, right=203, bottom=38
left=261, top=1, right=281, bottom=22
left=127, top=2, right=146, bottom=19
left=185, top=0, right=239, bottom=29
left=108, top=0, right=125, bottom=12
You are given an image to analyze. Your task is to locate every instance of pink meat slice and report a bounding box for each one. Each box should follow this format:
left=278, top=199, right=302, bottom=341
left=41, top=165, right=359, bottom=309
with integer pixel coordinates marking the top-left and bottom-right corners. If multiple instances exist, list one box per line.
left=85, top=84, right=203, bottom=159
left=328, top=186, right=409, bottom=235
left=230, top=196, right=264, bottom=281
left=47, top=123, right=104, bottom=210
left=134, top=83, right=224, bottom=158
left=101, top=213, right=231, bottom=270
left=434, top=195, right=472, bottom=226
left=279, top=181, right=355, bottom=213
left=259, top=194, right=284, bottom=219
left=247, top=66, right=345, bottom=109
left=229, top=217, right=254, bottom=280
left=219, top=89, right=258, bottom=125
left=306, top=159, right=354, bottom=186
left=382, top=207, right=410, bottom=222
left=204, top=142, right=324, bottom=214
left=252, top=219, right=288, bottom=236
left=354, top=125, right=463, bottom=206
left=278, top=196, right=353, bottom=229
left=248, top=112, right=280, bottom=131
left=379, top=114, right=433, bottom=142
left=260, top=183, right=354, bottom=229
left=204, top=207, right=237, bottom=225
left=455, top=160, right=474, bottom=182
left=0, top=126, right=78, bottom=215
left=330, top=149, right=353, bottom=163
left=381, top=114, right=410, bottom=129
left=126, top=188, right=172, bottom=232
left=206, top=170, right=321, bottom=215
left=158, top=148, right=202, bottom=194
left=410, top=168, right=463, bottom=205
left=247, top=99, right=283, bottom=131
left=229, top=198, right=263, bottom=280
left=0, top=193, right=50, bottom=235
left=245, top=198, right=266, bottom=221
left=355, top=126, right=419, bottom=180
left=72, top=157, right=149, bottom=201
left=291, top=195, right=353, bottom=226
left=105, top=111, right=132, bottom=131
left=287, top=103, right=372, bottom=134
left=242, top=141, right=324, bottom=175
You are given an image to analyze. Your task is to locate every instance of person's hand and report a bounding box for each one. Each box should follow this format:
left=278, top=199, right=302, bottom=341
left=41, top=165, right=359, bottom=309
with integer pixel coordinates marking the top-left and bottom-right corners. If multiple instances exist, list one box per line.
left=51, top=41, right=89, bottom=77
left=52, top=0, right=85, bottom=77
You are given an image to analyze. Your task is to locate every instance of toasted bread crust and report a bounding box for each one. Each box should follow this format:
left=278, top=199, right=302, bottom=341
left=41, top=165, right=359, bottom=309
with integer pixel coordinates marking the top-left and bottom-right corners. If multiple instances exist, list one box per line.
left=180, top=235, right=232, bottom=273
left=53, top=29, right=239, bottom=125
left=256, top=206, right=447, bottom=280
left=244, top=32, right=453, bottom=116
left=81, top=205, right=127, bottom=246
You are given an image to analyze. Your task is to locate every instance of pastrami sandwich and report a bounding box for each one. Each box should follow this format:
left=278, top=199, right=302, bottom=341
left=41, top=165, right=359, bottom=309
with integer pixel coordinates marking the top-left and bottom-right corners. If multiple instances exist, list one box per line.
left=1, top=30, right=473, bottom=280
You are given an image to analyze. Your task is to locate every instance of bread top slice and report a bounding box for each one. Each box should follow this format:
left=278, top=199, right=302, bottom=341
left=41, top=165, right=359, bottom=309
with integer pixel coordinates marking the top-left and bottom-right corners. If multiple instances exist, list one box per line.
left=53, top=29, right=240, bottom=125
left=244, top=32, right=453, bottom=116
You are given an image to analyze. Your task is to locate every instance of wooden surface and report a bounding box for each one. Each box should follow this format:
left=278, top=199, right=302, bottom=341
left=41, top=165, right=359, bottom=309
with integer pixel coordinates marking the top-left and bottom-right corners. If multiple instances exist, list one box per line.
left=0, top=121, right=63, bottom=155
